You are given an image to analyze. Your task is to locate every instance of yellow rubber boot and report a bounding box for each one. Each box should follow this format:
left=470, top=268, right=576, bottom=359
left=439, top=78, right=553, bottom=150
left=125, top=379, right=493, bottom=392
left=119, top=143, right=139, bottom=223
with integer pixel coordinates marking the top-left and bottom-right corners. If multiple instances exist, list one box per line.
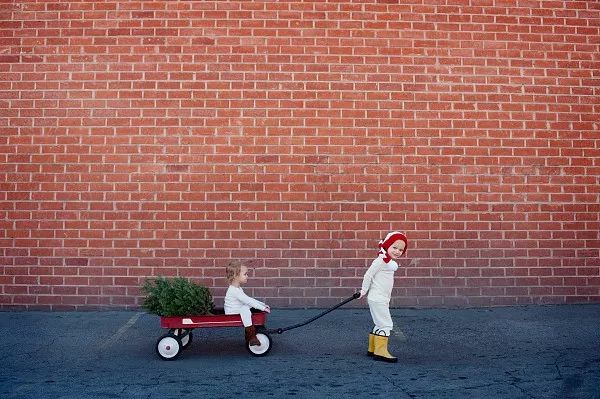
left=373, top=335, right=397, bottom=363
left=367, top=333, right=375, bottom=356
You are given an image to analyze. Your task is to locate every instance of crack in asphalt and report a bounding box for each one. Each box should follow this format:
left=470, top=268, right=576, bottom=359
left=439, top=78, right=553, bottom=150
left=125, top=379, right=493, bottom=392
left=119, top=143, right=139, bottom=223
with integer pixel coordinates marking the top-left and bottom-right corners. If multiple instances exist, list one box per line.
left=384, top=375, right=416, bottom=399
left=505, top=371, right=538, bottom=399
left=553, top=353, right=565, bottom=379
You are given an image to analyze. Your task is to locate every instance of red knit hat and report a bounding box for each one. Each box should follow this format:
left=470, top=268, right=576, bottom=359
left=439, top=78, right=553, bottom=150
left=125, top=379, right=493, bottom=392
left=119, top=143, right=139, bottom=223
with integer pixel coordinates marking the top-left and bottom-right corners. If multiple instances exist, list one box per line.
left=378, top=231, right=408, bottom=263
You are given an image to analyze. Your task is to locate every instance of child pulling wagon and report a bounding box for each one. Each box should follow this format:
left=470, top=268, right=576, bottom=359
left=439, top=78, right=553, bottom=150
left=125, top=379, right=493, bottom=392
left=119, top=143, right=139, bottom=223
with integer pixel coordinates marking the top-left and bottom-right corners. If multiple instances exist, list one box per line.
left=359, top=231, right=408, bottom=363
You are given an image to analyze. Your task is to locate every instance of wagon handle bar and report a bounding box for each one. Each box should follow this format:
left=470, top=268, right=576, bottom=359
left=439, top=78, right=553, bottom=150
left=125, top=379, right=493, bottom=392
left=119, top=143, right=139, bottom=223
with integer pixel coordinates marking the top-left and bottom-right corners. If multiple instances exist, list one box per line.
left=266, top=292, right=360, bottom=335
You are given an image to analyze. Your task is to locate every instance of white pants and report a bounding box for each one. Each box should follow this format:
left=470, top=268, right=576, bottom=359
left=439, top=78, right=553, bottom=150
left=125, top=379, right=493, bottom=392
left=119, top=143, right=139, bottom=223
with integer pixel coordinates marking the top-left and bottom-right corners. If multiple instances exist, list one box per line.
left=228, top=305, right=253, bottom=327
left=368, top=300, right=393, bottom=336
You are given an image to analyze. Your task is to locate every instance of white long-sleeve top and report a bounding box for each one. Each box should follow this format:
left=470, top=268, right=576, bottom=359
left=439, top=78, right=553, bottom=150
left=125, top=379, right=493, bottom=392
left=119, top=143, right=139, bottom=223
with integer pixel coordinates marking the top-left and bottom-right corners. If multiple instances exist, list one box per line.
left=224, top=285, right=267, bottom=314
left=361, top=255, right=399, bottom=303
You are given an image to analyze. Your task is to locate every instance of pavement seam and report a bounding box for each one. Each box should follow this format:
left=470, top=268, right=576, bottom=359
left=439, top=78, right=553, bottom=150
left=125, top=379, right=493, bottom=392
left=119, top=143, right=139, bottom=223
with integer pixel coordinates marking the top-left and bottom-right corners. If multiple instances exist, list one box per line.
left=99, top=312, right=142, bottom=349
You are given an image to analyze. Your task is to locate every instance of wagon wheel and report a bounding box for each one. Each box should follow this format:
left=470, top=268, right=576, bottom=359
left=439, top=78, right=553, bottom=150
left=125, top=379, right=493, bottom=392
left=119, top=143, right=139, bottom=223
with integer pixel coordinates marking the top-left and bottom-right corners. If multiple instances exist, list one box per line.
left=246, top=327, right=272, bottom=357
left=156, top=333, right=183, bottom=361
left=169, top=328, right=193, bottom=349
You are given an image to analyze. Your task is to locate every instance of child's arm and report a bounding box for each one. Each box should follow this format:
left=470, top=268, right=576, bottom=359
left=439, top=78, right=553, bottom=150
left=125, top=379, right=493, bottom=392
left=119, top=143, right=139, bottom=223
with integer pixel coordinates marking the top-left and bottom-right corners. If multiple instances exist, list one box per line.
left=234, top=288, right=268, bottom=311
left=359, top=259, right=383, bottom=298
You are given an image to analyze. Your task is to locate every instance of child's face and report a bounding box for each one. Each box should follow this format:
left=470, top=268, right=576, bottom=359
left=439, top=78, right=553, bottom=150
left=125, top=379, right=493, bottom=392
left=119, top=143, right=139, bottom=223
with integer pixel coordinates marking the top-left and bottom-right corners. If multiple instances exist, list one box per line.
left=236, top=265, right=249, bottom=285
left=386, top=240, right=406, bottom=260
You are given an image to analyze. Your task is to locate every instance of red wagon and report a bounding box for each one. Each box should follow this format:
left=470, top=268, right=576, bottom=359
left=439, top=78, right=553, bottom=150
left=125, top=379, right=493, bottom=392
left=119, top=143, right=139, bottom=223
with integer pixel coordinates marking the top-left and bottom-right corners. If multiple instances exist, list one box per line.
left=156, top=310, right=271, bottom=360
left=154, top=293, right=359, bottom=360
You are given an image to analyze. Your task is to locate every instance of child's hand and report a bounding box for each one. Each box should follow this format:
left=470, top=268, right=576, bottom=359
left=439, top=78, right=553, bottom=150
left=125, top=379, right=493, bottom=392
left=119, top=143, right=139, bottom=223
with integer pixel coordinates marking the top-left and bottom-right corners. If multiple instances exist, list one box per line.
left=264, top=305, right=271, bottom=313
left=359, top=289, right=366, bottom=299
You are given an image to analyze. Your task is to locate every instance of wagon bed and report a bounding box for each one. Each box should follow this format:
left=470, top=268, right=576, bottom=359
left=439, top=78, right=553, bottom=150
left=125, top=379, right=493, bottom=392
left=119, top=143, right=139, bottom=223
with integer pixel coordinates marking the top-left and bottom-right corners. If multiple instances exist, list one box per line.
left=160, top=310, right=267, bottom=330
left=155, top=309, right=271, bottom=360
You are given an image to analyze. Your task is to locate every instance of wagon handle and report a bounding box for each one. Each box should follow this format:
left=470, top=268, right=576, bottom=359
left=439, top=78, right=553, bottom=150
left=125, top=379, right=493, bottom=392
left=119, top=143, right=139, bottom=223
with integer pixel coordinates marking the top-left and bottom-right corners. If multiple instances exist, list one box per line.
left=267, top=292, right=361, bottom=335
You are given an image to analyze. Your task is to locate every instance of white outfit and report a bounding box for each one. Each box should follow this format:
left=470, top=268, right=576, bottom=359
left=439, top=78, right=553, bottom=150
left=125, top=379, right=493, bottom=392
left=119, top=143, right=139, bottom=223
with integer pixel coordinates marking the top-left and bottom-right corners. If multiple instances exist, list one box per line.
left=224, top=285, right=267, bottom=327
left=361, top=255, right=398, bottom=336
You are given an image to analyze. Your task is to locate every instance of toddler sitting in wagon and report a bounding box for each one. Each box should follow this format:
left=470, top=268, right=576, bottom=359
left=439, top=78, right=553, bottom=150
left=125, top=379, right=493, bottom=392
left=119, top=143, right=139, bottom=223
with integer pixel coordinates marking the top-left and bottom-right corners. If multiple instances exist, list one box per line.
left=224, top=260, right=271, bottom=346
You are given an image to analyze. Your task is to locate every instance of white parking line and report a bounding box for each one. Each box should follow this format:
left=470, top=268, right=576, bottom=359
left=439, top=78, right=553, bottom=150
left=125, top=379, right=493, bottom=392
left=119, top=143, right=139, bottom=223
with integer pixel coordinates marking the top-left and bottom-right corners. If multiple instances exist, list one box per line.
left=100, top=312, right=142, bottom=349
left=392, top=328, right=408, bottom=341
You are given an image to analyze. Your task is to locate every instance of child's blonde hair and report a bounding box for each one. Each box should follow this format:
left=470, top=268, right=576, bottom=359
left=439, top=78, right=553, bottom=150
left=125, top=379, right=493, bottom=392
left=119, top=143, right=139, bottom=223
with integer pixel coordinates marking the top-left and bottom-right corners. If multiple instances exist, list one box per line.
left=225, top=260, right=244, bottom=284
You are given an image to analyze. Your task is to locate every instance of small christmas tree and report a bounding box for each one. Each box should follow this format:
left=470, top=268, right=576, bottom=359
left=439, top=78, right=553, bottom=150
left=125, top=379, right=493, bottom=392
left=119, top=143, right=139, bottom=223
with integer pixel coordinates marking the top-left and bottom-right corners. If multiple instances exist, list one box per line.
left=141, top=277, right=214, bottom=316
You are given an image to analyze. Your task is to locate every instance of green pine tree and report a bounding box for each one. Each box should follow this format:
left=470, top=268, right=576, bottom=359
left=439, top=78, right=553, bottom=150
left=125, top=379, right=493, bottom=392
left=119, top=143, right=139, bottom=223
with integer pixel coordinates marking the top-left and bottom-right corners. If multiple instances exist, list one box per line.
left=141, top=277, right=214, bottom=316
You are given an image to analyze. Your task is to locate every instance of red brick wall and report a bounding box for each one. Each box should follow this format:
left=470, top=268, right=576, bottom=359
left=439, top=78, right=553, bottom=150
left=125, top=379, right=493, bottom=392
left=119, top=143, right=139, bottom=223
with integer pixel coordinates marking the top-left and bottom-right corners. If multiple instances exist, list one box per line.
left=1, top=0, right=599, bottom=310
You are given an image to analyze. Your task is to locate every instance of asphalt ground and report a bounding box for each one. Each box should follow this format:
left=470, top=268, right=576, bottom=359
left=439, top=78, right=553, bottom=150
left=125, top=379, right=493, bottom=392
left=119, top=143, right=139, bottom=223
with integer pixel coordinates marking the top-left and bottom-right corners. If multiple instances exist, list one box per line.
left=1, top=304, right=599, bottom=399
